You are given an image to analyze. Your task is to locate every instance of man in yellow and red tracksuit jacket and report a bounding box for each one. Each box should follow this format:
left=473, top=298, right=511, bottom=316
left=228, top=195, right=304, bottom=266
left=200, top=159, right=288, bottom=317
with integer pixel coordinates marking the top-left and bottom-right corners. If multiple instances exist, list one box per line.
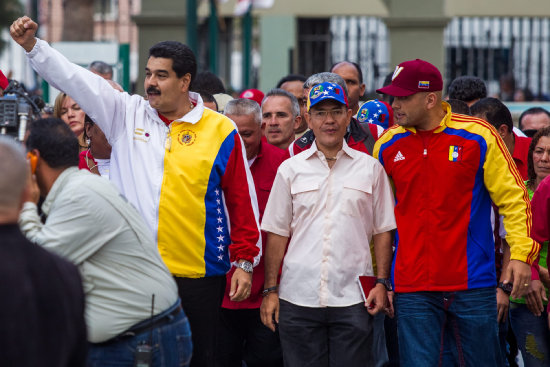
left=12, top=16, right=260, bottom=367
left=374, top=58, right=539, bottom=367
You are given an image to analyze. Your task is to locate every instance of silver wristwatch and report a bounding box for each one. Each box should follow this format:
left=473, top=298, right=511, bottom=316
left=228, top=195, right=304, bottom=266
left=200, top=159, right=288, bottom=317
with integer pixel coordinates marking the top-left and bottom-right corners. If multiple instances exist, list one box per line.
left=237, top=260, right=253, bottom=273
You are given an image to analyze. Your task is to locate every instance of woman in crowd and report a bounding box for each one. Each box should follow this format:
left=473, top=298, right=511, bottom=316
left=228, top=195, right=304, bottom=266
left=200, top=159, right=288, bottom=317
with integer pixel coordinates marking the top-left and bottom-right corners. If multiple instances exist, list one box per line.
left=53, top=93, right=87, bottom=152
left=508, top=126, right=550, bottom=367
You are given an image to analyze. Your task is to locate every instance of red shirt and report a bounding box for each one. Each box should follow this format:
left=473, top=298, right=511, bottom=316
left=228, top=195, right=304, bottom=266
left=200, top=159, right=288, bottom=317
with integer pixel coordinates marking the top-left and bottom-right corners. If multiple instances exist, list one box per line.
left=222, top=138, right=285, bottom=309
left=530, top=175, right=550, bottom=312
left=513, top=134, right=531, bottom=180
left=157, top=112, right=172, bottom=127
left=531, top=175, right=550, bottom=263
left=78, top=150, right=95, bottom=171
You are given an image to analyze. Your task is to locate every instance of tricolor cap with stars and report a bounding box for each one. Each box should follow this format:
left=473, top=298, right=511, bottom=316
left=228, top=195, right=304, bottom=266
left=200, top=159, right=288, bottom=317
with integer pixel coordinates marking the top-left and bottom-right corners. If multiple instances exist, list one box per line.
left=307, top=82, right=348, bottom=112
left=356, top=99, right=394, bottom=130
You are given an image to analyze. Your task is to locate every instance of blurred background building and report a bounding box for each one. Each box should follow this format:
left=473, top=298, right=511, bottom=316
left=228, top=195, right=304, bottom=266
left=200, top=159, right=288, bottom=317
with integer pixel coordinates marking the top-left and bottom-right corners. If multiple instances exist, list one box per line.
left=2, top=0, right=550, bottom=104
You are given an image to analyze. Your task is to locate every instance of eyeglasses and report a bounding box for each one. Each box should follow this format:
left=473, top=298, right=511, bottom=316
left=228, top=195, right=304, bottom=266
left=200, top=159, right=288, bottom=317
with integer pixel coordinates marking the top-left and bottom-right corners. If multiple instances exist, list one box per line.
left=309, top=109, right=346, bottom=120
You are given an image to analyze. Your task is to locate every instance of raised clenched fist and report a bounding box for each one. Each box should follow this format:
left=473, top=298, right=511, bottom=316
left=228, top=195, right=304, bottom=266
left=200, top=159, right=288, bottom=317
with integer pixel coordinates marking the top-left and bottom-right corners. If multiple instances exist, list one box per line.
left=10, top=16, right=38, bottom=53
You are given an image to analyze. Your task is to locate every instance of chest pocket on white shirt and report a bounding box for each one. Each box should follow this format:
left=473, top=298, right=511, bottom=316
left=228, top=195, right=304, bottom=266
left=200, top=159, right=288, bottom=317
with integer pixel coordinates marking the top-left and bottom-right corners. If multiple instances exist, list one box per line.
left=341, top=180, right=372, bottom=217
left=291, top=180, right=320, bottom=216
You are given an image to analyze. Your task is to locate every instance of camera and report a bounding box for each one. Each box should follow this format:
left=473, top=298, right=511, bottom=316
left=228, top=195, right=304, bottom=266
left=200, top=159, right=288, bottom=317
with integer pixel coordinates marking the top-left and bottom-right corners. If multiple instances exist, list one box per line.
left=0, top=80, right=44, bottom=141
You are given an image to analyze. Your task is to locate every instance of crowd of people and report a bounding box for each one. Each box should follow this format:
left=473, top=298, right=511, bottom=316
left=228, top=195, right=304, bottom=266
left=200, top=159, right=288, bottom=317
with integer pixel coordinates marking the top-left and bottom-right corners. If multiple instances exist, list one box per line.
left=2, top=14, right=550, bottom=367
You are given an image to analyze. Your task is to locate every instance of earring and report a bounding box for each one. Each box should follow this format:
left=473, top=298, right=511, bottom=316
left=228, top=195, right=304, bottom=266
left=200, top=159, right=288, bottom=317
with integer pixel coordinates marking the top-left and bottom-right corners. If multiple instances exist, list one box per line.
left=86, top=138, right=91, bottom=146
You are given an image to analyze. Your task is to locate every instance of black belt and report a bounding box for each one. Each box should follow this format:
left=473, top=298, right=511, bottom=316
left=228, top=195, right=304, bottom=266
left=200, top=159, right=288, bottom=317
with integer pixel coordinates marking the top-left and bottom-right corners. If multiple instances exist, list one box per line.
left=94, top=305, right=182, bottom=346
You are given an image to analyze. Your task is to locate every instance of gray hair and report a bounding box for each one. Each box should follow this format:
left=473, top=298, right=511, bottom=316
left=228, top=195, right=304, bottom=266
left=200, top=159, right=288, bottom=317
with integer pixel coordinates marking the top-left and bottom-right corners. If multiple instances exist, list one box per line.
left=0, top=136, right=28, bottom=212
left=303, top=72, right=348, bottom=97
left=262, top=88, right=300, bottom=119
left=224, top=98, right=262, bottom=125
left=89, top=61, right=113, bottom=76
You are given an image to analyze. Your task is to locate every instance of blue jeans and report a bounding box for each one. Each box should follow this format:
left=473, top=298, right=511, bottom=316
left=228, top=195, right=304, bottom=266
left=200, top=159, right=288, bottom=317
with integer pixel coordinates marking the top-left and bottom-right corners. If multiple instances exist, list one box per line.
left=509, top=302, right=550, bottom=367
left=395, top=287, right=502, bottom=367
left=87, top=300, right=193, bottom=367
left=442, top=307, right=510, bottom=366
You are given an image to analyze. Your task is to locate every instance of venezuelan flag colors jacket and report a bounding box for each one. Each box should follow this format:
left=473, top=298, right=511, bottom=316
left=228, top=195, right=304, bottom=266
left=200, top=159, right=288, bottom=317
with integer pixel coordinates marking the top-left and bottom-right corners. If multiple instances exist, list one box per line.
left=374, top=103, right=539, bottom=292
left=28, top=39, right=261, bottom=278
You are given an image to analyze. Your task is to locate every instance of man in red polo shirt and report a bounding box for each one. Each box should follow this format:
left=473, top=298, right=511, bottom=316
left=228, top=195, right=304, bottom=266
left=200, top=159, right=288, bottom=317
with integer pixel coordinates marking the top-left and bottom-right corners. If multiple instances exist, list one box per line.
left=218, top=98, right=285, bottom=367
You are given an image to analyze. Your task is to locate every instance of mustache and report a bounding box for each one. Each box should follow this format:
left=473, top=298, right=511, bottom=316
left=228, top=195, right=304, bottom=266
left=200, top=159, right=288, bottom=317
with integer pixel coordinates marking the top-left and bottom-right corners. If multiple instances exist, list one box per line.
left=146, top=86, right=161, bottom=94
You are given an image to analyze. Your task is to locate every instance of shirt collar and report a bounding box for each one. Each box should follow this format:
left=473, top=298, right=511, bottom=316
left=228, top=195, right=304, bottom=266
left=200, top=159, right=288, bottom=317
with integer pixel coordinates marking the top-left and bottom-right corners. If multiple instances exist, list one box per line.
left=174, top=91, right=204, bottom=124
left=303, top=140, right=356, bottom=160
left=147, top=91, right=206, bottom=126
left=41, top=167, right=79, bottom=216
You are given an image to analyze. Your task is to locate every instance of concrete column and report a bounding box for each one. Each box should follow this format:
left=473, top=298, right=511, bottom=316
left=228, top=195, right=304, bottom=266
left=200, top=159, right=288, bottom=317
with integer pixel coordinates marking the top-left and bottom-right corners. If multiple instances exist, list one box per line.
left=258, top=15, right=296, bottom=92
left=382, top=0, right=450, bottom=75
left=132, top=0, right=188, bottom=95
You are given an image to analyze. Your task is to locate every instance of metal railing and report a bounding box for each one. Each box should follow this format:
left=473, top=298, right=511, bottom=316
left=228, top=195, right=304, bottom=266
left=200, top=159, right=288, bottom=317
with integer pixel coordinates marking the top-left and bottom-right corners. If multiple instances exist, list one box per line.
left=296, top=16, right=550, bottom=100
left=445, top=17, right=550, bottom=100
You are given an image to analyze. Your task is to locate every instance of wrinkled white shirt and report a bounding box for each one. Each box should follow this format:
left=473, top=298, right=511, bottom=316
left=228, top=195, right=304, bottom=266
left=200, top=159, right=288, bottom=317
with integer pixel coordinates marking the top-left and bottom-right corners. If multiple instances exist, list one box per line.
left=19, top=168, right=178, bottom=342
left=261, top=141, right=396, bottom=307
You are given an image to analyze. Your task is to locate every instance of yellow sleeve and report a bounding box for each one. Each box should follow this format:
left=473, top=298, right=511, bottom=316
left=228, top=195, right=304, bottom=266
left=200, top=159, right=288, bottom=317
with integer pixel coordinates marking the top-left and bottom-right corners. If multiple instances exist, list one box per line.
left=481, top=122, right=540, bottom=264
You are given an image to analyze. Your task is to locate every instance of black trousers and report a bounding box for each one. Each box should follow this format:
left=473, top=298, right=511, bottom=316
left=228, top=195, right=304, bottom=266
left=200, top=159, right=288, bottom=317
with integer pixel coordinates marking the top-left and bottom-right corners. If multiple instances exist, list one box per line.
left=175, top=275, right=226, bottom=367
left=217, top=307, right=283, bottom=367
left=278, top=300, right=375, bottom=367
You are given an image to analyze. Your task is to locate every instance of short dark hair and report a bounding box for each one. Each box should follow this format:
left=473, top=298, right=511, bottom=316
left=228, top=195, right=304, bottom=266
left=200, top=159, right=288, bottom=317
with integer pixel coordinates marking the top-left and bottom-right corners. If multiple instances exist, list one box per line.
left=470, top=97, right=513, bottom=132
left=519, top=107, right=550, bottom=130
left=381, top=72, right=394, bottom=105
left=149, top=41, right=197, bottom=84
left=447, top=76, right=487, bottom=103
left=330, top=61, right=363, bottom=84
left=276, top=74, right=306, bottom=88
left=195, top=89, right=218, bottom=110
left=191, top=71, right=225, bottom=95
left=382, top=72, right=393, bottom=88
left=263, top=88, right=300, bottom=119
left=447, top=99, right=471, bottom=115
left=82, top=114, right=95, bottom=142
left=27, top=118, right=79, bottom=169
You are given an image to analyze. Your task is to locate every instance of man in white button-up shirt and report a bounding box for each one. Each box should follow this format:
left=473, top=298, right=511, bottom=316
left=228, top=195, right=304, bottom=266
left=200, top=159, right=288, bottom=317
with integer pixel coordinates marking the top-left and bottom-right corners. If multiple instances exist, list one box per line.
left=260, top=82, right=396, bottom=367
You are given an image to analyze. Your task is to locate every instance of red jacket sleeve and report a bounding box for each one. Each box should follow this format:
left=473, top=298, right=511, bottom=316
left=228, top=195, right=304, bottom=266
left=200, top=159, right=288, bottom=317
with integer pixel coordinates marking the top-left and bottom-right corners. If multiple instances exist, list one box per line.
left=221, top=133, right=261, bottom=264
left=531, top=176, right=550, bottom=245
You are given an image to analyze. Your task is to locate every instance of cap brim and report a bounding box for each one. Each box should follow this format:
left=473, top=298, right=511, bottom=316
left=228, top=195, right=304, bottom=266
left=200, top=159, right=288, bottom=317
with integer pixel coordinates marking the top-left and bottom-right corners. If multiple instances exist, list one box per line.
left=376, top=84, right=417, bottom=97
left=308, top=97, right=347, bottom=111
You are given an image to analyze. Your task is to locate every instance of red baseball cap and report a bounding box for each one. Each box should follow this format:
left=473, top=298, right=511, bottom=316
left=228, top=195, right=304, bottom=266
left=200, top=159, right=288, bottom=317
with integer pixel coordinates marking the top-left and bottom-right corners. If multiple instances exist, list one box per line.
left=239, top=89, right=264, bottom=106
left=0, top=70, right=8, bottom=90
left=376, top=59, right=443, bottom=97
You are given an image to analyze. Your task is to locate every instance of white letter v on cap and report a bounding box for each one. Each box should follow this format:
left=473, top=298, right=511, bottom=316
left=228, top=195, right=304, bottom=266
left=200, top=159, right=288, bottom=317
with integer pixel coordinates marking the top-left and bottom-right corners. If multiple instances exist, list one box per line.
left=392, top=66, right=404, bottom=81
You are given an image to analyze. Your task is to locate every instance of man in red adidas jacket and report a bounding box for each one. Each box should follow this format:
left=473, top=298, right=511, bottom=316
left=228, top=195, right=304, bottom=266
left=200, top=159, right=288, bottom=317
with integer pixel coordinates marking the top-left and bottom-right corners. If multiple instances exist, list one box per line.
left=374, top=59, right=538, bottom=367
